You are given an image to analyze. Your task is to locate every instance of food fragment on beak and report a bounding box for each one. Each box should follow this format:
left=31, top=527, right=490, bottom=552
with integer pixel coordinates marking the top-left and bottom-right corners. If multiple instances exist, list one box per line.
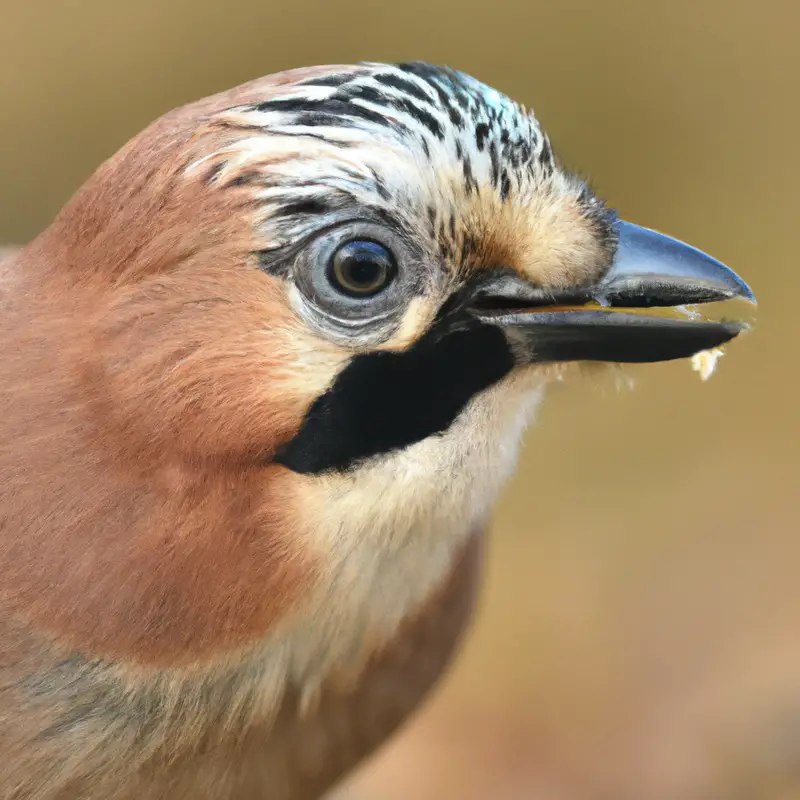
left=691, top=347, right=725, bottom=381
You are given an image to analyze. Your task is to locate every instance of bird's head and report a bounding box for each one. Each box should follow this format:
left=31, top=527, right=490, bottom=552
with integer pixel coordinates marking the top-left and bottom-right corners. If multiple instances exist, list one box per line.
left=8, top=62, right=754, bottom=667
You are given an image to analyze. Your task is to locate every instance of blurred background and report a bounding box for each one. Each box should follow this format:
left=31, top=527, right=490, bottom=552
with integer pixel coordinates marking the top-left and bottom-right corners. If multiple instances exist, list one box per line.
left=1, top=1, right=798, bottom=798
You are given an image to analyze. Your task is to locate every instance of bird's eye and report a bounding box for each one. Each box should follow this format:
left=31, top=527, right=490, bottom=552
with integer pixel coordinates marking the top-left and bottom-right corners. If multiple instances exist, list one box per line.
left=327, top=240, right=397, bottom=297
left=292, top=222, right=414, bottom=340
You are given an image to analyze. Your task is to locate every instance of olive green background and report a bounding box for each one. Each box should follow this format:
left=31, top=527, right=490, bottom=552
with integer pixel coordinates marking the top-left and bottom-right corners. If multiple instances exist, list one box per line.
left=1, top=2, right=797, bottom=798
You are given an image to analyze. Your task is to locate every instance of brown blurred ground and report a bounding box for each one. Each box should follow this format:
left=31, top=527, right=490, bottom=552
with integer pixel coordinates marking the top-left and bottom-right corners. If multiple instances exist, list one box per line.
left=1, top=1, right=798, bottom=798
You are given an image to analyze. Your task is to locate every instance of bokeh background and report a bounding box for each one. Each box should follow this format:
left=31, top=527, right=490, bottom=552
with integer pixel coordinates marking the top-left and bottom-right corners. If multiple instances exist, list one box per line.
left=1, top=1, right=798, bottom=798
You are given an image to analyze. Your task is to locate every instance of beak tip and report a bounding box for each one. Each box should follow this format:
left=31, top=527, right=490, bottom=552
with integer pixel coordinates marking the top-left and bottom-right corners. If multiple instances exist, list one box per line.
left=737, top=281, right=758, bottom=305
left=614, top=220, right=757, bottom=308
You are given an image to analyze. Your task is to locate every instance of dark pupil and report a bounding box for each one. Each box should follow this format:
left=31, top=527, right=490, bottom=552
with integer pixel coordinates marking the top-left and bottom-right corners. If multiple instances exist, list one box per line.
left=330, top=240, right=396, bottom=296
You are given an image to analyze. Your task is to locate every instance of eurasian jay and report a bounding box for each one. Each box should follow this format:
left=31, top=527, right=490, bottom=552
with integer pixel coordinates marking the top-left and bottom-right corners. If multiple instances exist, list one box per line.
left=0, top=62, right=754, bottom=799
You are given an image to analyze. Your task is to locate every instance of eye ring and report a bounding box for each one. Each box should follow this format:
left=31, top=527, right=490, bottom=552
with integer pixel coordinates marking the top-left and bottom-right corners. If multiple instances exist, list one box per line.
left=327, top=239, right=397, bottom=297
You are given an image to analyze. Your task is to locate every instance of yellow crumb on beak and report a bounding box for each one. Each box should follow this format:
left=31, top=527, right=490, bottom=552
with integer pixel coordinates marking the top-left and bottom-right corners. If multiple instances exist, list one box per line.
left=691, top=347, right=725, bottom=381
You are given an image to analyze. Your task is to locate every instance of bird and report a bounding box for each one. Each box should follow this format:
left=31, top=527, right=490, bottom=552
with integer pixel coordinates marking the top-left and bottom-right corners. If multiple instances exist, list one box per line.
left=0, top=61, right=755, bottom=799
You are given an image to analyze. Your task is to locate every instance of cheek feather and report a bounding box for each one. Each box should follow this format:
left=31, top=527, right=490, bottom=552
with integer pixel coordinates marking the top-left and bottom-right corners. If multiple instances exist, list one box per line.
left=85, top=263, right=347, bottom=462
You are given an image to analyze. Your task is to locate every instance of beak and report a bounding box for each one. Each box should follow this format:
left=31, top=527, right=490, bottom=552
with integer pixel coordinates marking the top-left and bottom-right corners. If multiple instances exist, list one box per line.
left=468, top=221, right=757, bottom=364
